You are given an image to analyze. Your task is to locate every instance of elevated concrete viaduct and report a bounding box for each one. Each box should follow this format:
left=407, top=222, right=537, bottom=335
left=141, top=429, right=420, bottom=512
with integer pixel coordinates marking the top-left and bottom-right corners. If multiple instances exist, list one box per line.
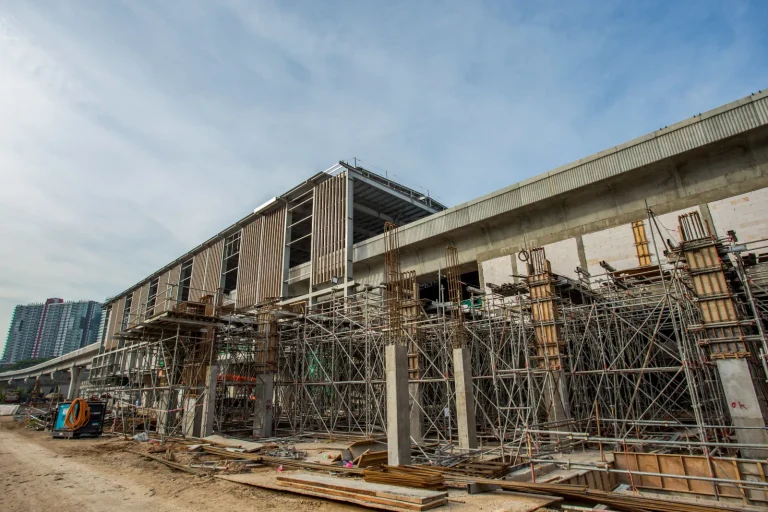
left=351, top=91, right=768, bottom=288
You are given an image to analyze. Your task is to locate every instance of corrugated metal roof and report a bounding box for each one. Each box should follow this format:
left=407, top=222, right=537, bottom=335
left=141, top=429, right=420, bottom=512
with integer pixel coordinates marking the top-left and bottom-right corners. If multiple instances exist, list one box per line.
left=353, top=89, right=768, bottom=262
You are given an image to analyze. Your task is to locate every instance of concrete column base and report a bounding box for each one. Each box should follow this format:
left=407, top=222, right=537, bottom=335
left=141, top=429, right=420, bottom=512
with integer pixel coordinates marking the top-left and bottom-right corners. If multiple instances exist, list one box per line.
left=386, top=344, right=411, bottom=465
left=453, top=347, right=478, bottom=450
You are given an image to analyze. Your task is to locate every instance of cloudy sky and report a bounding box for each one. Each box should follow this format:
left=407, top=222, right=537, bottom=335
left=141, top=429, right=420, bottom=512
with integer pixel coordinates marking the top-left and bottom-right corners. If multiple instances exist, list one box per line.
left=1, top=0, right=767, bottom=355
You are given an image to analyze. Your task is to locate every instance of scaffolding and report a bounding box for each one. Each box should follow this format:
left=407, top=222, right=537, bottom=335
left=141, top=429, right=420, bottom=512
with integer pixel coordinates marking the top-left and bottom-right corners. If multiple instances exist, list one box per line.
left=83, top=208, right=768, bottom=503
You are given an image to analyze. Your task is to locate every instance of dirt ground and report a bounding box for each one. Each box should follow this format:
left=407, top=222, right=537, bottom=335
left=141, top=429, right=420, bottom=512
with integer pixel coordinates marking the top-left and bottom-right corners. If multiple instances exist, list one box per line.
left=0, top=418, right=354, bottom=512
left=0, top=418, right=552, bottom=512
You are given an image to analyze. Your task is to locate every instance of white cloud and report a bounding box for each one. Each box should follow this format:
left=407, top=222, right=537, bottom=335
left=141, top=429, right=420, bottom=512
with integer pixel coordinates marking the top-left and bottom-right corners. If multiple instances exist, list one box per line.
left=1, top=0, right=766, bottom=354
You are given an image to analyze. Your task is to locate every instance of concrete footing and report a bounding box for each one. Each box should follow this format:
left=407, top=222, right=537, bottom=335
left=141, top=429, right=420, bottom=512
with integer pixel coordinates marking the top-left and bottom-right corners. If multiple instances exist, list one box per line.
left=386, top=344, right=411, bottom=465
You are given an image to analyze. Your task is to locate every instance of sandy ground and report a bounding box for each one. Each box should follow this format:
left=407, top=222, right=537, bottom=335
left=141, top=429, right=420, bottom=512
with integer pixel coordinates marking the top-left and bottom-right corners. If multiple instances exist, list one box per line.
left=0, top=418, right=551, bottom=512
left=0, top=419, right=353, bottom=512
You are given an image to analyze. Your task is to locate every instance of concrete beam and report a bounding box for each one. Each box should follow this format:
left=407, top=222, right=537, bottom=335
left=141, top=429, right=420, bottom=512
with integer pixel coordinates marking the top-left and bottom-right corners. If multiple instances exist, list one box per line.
left=354, top=202, right=394, bottom=223
left=386, top=344, right=411, bottom=465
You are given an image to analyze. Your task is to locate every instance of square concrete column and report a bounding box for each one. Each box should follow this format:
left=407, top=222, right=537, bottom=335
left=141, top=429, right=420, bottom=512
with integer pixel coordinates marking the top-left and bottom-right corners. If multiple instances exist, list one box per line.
left=157, top=390, right=178, bottom=437
left=717, top=358, right=768, bottom=458
left=386, top=344, right=411, bottom=465
left=182, top=396, right=202, bottom=438
left=67, top=366, right=82, bottom=400
left=409, top=382, right=424, bottom=444
left=253, top=373, right=274, bottom=438
left=200, top=365, right=219, bottom=437
left=453, top=347, right=478, bottom=450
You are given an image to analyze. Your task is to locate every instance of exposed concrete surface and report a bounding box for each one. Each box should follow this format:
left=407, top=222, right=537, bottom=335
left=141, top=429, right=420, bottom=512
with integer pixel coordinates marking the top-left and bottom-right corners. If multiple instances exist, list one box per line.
left=716, top=358, right=768, bottom=458
left=453, top=347, right=478, bottom=450
left=386, top=344, right=411, bottom=465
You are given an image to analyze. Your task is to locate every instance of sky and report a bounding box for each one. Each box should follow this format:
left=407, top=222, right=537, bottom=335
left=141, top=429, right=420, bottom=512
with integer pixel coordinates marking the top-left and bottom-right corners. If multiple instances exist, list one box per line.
left=1, top=0, right=767, bottom=355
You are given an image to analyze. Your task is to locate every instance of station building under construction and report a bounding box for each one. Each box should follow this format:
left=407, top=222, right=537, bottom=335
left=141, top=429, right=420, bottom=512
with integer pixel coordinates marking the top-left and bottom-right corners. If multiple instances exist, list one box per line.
left=82, top=90, right=768, bottom=505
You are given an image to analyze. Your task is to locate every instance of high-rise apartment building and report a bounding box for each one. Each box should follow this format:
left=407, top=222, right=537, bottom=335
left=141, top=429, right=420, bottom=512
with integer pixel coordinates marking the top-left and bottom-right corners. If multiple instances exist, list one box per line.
left=1, top=299, right=102, bottom=364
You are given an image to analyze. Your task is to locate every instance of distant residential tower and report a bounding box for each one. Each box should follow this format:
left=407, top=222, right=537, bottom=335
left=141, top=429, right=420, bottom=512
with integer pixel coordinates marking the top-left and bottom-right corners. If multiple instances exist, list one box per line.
left=1, top=299, right=102, bottom=364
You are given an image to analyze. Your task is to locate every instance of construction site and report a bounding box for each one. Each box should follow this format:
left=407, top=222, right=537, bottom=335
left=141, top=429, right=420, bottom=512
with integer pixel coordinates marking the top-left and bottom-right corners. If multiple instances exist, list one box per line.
left=5, top=90, right=768, bottom=512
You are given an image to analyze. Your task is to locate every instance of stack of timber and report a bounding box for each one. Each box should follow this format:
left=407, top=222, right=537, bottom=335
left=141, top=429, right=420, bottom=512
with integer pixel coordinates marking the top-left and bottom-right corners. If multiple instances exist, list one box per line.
left=276, top=473, right=448, bottom=511
left=363, top=465, right=445, bottom=490
left=438, top=460, right=509, bottom=479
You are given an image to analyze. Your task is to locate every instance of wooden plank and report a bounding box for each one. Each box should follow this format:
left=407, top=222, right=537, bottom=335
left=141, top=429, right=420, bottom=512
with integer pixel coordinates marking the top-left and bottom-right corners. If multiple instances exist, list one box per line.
left=277, top=473, right=447, bottom=505
left=202, top=435, right=264, bottom=453
left=218, top=474, right=444, bottom=512
left=280, top=481, right=446, bottom=511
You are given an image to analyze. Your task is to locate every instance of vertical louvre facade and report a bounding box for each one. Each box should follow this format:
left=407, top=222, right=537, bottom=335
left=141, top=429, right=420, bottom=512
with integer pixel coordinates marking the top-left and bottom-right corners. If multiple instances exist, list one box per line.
left=311, top=174, right=346, bottom=284
left=258, top=205, right=287, bottom=302
left=237, top=217, right=263, bottom=309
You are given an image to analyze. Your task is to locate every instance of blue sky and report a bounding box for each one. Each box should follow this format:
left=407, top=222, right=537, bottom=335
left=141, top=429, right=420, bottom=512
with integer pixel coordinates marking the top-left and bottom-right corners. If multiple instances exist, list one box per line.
left=1, top=0, right=767, bottom=355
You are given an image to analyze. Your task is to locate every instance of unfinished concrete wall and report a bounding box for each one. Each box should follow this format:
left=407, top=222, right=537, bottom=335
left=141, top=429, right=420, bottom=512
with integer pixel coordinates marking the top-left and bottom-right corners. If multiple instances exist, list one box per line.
left=708, top=186, right=768, bottom=242
left=481, top=255, right=515, bottom=293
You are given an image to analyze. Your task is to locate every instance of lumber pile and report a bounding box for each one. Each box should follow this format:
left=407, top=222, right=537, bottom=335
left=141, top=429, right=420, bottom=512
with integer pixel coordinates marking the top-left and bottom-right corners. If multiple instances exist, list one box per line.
left=356, top=449, right=388, bottom=468
left=363, top=465, right=445, bottom=490
left=438, top=460, right=509, bottom=479
left=275, top=473, right=448, bottom=511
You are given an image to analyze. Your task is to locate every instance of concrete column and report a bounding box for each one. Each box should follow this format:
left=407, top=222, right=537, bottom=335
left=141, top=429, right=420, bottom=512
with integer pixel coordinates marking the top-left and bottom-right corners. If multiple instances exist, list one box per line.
left=453, top=347, right=478, bottom=450
left=253, top=373, right=274, bottom=438
left=386, top=344, right=411, bottom=465
left=717, top=358, right=768, bottom=458
left=200, top=365, right=219, bottom=437
left=409, top=382, right=424, bottom=444
left=157, top=390, right=178, bottom=437
left=182, top=396, right=202, bottom=438
left=67, top=366, right=82, bottom=400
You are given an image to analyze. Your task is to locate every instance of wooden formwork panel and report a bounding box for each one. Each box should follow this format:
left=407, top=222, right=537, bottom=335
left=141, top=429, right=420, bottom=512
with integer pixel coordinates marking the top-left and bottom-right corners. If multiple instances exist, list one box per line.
left=258, top=205, right=286, bottom=302
left=631, top=220, right=651, bottom=266
left=683, top=242, right=745, bottom=356
left=528, top=262, right=564, bottom=370
left=311, top=174, right=346, bottom=285
left=615, top=452, right=768, bottom=504
left=237, top=216, right=263, bottom=309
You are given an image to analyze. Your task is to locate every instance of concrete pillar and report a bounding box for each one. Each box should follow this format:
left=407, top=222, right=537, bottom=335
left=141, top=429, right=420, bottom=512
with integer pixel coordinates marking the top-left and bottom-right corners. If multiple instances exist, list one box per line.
left=409, top=382, right=424, bottom=444
left=181, top=396, right=202, bottom=438
left=717, top=359, right=768, bottom=458
left=386, top=344, right=411, bottom=465
left=253, top=373, right=274, bottom=438
left=453, top=347, right=478, bottom=450
left=67, top=366, right=82, bottom=400
left=157, top=390, right=178, bottom=436
left=200, top=365, right=218, bottom=437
